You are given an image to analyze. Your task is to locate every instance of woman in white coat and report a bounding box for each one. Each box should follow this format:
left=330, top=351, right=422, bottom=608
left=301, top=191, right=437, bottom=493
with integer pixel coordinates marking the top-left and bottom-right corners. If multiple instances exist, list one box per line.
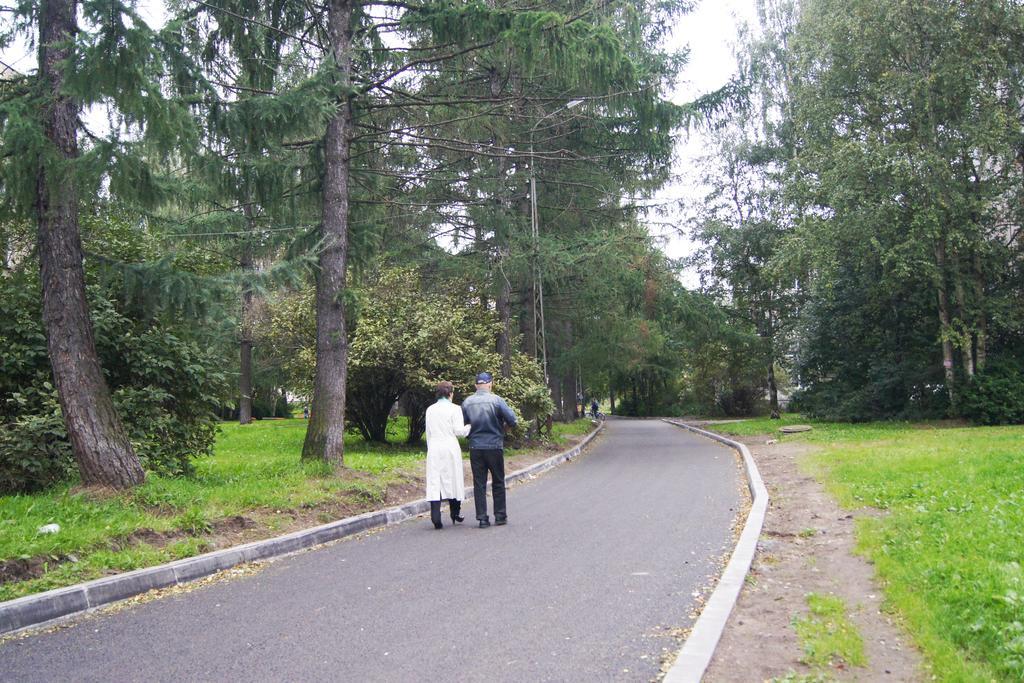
left=424, top=381, right=471, bottom=529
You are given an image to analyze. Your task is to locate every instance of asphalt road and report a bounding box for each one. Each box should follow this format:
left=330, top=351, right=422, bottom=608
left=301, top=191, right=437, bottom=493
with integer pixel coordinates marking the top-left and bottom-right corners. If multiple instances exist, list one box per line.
left=0, top=419, right=740, bottom=682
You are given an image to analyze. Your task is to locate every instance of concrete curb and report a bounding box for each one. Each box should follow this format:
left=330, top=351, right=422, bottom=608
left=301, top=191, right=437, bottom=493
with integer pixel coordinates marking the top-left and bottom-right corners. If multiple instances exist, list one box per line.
left=661, top=420, right=769, bottom=683
left=0, top=421, right=605, bottom=636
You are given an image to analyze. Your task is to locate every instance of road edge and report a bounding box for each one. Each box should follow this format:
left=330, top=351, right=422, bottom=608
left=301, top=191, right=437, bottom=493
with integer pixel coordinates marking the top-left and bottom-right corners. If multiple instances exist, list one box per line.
left=0, top=421, right=605, bottom=637
left=661, top=420, right=769, bottom=683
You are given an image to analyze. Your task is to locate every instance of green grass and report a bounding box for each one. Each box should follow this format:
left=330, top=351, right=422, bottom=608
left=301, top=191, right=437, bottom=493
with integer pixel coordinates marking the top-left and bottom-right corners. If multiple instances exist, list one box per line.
left=792, top=592, right=867, bottom=669
left=705, top=413, right=922, bottom=442
left=0, top=417, right=594, bottom=602
left=550, top=417, right=598, bottom=440
left=708, top=414, right=1024, bottom=681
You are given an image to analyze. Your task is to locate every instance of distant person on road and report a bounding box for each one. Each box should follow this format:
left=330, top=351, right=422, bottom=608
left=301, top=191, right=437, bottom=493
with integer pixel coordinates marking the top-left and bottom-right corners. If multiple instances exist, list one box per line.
left=590, top=398, right=599, bottom=418
left=424, top=381, right=471, bottom=529
left=461, top=372, right=518, bottom=528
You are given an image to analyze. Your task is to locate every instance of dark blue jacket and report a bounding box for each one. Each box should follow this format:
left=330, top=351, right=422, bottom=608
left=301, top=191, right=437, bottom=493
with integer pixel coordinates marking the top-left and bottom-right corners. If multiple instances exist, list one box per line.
left=461, top=390, right=518, bottom=450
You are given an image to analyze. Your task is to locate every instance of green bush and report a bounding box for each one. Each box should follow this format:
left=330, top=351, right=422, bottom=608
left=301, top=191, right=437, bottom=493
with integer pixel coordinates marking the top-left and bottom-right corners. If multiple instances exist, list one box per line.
left=0, top=272, right=230, bottom=492
left=616, top=393, right=682, bottom=417
left=0, top=392, right=77, bottom=491
left=961, top=359, right=1024, bottom=426
left=493, top=353, right=555, bottom=439
left=264, top=268, right=553, bottom=444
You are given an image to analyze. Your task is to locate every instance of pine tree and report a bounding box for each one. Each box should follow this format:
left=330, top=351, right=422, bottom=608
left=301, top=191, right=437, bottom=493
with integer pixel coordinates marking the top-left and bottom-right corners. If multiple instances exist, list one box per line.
left=1, top=0, right=214, bottom=487
left=173, top=0, right=703, bottom=465
left=31, top=0, right=146, bottom=487
left=170, top=0, right=320, bottom=425
left=353, top=0, right=695, bottom=418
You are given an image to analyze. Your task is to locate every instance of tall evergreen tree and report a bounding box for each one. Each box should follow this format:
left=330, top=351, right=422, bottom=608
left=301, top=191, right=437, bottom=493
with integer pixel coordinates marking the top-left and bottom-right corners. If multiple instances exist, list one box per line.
left=179, top=0, right=695, bottom=465
left=32, top=0, right=145, bottom=487
left=171, top=0, right=318, bottom=425
left=372, top=0, right=693, bottom=418
left=2, top=1, right=202, bottom=486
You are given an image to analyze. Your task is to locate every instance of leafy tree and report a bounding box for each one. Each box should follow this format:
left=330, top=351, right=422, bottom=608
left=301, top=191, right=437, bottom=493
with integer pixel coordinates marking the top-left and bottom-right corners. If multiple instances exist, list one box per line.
left=170, top=0, right=320, bottom=425
left=332, top=0, right=696, bottom=419
left=260, top=266, right=553, bottom=443
left=689, top=0, right=804, bottom=418
left=788, top=0, right=1023, bottom=418
left=687, top=0, right=1024, bottom=424
left=178, top=0, right=697, bottom=465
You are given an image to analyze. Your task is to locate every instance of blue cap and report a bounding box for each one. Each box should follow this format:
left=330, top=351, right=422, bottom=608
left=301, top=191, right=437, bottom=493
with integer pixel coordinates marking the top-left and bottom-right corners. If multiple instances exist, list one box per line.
left=475, top=372, right=493, bottom=384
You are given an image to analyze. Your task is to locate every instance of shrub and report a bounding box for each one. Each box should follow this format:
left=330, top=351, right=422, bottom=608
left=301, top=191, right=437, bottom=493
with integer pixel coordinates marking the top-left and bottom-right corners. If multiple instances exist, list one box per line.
left=0, top=272, right=230, bottom=492
left=264, top=267, right=553, bottom=444
left=961, top=359, right=1024, bottom=426
left=492, top=353, right=555, bottom=440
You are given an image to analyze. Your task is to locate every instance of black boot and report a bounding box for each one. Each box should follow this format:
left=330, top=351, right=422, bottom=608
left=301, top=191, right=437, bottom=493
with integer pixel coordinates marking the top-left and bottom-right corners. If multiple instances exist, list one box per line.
left=449, top=499, right=464, bottom=524
left=430, top=501, right=443, bottom=529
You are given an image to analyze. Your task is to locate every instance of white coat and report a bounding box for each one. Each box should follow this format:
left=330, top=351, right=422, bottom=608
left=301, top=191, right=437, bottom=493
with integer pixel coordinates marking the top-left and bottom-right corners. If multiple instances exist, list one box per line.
left=424, top=398, right=471, bottom=501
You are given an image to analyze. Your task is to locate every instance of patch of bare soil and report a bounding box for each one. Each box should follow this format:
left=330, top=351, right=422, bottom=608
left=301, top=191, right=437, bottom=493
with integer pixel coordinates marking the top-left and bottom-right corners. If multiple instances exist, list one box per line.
left=0, top=556, right=62, bottom=584
left=703, top=435, right=924, bottom=682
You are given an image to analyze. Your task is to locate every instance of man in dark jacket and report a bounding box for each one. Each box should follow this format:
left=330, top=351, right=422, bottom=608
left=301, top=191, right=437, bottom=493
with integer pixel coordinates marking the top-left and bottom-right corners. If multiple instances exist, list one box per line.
left=461, top=372, right=518, bottom=528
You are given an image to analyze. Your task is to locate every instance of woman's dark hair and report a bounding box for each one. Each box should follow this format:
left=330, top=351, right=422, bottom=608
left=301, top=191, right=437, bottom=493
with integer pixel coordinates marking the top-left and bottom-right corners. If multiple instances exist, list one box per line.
left=435, top=381, right=454, bottom=399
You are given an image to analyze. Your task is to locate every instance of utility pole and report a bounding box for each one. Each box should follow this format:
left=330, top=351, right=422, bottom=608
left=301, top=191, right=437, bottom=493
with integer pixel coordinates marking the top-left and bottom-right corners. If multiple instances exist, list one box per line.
left=530, top=172, right=548, bottom=384
left=529, top=99, right=582, bottom=385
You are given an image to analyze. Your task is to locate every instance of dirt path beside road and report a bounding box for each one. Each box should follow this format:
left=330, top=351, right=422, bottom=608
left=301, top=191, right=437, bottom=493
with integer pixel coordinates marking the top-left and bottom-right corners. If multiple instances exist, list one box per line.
left=703, top=434, right=925, bottom=681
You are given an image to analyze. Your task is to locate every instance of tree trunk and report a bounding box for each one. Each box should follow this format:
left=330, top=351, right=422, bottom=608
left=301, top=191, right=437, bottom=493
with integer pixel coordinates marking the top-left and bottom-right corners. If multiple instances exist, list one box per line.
left=239, top=216, right=255, bottom=425
left=973, top=250, right=987, bottom=372
left=239, top=335, right=254, bottom=422
left=549, top=369, right=564, bottom=421
left=402, top=391, right=430, bottom=445
left=568, top=375, right=577, bottom=420
left=934, top=239, right=957, bottom=412
left=268, top=388, right=280, bottom=419
left=474, top=226, right=489, bottom=310
left=767, top=362, right=780, bottom=419
left=951, top=252, right=974, bottom=378
left=36, top=0, right=144, bottom=489
left=302, top=0, right=353, bottom=468
left=561, top=373, right=574, bottom=422
left=609, top=386, right=616, bottom=415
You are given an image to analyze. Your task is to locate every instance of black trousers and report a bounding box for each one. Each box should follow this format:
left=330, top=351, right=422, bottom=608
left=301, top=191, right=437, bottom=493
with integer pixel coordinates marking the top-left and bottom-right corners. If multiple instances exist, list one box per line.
left=430, top=499, right=461, bottom=526
left=470, top=448, right=506, bottom=522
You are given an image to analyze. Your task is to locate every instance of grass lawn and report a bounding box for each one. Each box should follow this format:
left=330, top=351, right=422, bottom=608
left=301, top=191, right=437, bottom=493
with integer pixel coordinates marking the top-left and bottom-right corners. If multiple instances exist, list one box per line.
left=709, top=415, right=1024, bottom=681
left=0, top=417, right=594, bottom=603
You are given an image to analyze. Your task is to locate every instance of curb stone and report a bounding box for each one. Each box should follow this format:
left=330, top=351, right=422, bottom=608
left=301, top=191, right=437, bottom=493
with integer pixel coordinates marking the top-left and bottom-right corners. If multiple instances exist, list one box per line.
left=0, top=421, right=605, bottom=637
left=661, top=420, right=769, bottom=683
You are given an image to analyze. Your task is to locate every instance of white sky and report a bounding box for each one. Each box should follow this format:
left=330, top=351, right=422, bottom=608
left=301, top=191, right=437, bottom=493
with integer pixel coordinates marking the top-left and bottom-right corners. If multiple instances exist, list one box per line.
left=1, top=0, right=756, bottom=285
left=653, top=0, right=759, bottom=285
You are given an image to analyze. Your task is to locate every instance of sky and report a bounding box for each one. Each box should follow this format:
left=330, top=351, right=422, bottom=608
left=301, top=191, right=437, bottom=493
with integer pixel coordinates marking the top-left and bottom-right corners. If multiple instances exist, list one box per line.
left=653, top=0, right=759, bottom=284
left=1, top=0, right=757, bottom=282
